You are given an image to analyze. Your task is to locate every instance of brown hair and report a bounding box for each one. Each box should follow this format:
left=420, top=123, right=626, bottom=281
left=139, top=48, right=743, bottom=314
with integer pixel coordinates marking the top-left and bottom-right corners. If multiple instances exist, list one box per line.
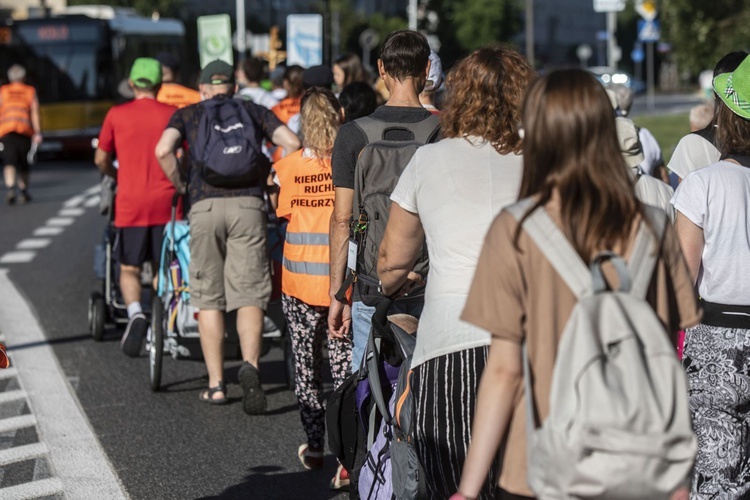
left=440, top=45, right=533, bottom=155
left=334, top=53, right=366, bottom=86
left=283, top=65, right=305, bottom=98
left=715, top=103, right=750, bottom=156
left=300, top=87, right=342, bottom=158
left=516, top=68, right=644, bottom=262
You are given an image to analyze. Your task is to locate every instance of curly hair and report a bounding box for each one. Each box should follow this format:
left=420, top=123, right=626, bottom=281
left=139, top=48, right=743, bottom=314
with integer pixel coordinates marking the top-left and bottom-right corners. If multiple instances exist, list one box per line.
left=300, top=87, right=342, bottom=158
left=440, top=45, right=534, bottom=155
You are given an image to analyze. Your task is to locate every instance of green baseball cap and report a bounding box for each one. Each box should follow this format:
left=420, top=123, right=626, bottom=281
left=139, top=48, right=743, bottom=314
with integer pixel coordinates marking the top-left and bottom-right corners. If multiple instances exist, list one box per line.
left=714, top=54, right=750, bottom=120
left=129, top=57, right=162, bottom=89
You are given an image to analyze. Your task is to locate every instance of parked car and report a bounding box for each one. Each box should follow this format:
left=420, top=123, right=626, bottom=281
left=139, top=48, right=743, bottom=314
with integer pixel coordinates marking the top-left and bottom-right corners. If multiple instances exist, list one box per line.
left=588, top=66, right=647, bottom=94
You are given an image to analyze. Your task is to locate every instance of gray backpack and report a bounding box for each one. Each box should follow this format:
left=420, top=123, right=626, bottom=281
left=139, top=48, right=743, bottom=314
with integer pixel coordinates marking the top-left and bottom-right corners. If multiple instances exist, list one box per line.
left=506, top=200, right=696, bottom=499
left=350, top=115, right=439, bottom=305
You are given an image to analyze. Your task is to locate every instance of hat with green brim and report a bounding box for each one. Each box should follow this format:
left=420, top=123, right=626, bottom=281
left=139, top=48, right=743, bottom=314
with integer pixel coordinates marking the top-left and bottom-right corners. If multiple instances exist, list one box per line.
left=129, top=57, right=162, bottom=89
left=200, top=60, right=235, bottom=85
left=714, top=55, right=750, bottom=120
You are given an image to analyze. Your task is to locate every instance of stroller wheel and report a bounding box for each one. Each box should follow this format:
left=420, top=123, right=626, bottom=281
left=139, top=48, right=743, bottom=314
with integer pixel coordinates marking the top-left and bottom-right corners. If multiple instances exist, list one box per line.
left=149, top=294, right=165, bottom=392
left=90, top=292, right=106, bottom=341
left=282, top=331, right=295, bottom=391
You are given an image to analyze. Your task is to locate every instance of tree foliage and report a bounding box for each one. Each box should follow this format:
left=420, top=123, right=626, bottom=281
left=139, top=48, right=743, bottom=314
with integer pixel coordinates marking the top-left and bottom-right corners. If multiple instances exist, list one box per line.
left=67, top=0, right=184, bottom=18
left=662, top=0, right=750, bottom=76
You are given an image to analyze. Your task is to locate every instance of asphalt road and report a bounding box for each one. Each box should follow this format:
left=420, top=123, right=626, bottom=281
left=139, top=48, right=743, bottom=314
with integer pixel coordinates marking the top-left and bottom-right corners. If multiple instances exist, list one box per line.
left=0, top=161, right=346, bottom=499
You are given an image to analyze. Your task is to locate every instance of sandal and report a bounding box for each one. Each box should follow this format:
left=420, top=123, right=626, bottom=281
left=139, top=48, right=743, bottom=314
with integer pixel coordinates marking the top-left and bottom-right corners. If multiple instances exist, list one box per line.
left=199, top=381, right=228, bottom=405
left=298, top=443, right=324, bottom=470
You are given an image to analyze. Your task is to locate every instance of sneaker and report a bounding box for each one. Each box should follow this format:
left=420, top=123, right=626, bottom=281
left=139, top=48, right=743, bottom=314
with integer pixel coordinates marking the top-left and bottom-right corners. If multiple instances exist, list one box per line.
left=19, top=190, right=31, bottom=204
left=238, top=361, right=267, bottom=415
left=5, top=191, right=15, bottom=205
left=329, top=464, right=350, bottom=491
left=121, top=313, right=148, bottom=357
left=297, top=443, right=324, bottom=470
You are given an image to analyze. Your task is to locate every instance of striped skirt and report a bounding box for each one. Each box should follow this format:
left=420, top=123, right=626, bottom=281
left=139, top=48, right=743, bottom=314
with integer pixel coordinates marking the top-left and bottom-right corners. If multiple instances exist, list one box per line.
left=412, top=346, right=497, bottom=499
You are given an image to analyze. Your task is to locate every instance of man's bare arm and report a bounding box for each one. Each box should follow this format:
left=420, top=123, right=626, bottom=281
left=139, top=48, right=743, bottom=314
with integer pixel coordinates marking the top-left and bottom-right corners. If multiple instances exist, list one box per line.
left=330, top=187, right=354, bottom=298
left=271, top=125, right=301, bottom=157
left=94, top=148, right=117, bottom=179
left=155, top=127, right=185, bottom=193
left=30, top=93, right=42, bottom=144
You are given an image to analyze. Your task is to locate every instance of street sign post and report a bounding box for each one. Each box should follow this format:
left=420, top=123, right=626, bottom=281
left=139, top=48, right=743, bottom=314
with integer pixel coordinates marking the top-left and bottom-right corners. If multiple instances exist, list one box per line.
left=286, top=14, right=323, bottom=67
left=635, top=0, right=657, bottom=21
left=637, top=19, right=661, bottom=42
left=593, top=0, right=625, bottom=12
left=197, top=14, right=233, bottom=67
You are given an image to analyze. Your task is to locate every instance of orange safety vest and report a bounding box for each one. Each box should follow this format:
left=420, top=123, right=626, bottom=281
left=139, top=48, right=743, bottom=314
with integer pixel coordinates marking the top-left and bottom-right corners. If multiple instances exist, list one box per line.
left=272, top=97, right=301, bottom=125
left=275, top=150, right=334, bottom=307
left=0, top=82, right=35, bottom=137
left=156, top=82, right=201, bottom=109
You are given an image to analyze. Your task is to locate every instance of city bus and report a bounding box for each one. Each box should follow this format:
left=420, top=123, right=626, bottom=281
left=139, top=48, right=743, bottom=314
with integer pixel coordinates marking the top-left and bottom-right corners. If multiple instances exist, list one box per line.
left=0, top=6, right=186, bottom=156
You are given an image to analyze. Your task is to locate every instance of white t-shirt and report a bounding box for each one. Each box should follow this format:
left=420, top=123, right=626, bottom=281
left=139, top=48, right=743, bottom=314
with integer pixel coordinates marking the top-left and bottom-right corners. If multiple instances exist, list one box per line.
left=390, top=137, right=523, bottom=367
left=237, top=86, right=279, bottom=109
left=667, top=132, right=720, bottom=180
left=634, top=168, right=675, bottom=223
left=638, top=127, right=663, bottom=176
left=671, top=160, right=750, bottom=305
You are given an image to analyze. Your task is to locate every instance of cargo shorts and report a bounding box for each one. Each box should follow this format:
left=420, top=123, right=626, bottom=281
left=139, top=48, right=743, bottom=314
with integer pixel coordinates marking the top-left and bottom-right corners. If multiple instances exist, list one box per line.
left=188, top=196, right=271, bottom=312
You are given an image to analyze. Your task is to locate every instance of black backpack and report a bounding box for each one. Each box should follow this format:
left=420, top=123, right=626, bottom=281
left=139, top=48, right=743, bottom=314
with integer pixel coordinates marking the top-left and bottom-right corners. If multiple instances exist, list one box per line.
left=194, top=97, right=266, bottom=188
left=349, top=116, right=439, bottom=306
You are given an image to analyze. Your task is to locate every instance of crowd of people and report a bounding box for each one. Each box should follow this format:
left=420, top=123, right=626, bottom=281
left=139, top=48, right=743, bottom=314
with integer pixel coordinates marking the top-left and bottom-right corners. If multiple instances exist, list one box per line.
left=6, top=25, right=750, bottom=500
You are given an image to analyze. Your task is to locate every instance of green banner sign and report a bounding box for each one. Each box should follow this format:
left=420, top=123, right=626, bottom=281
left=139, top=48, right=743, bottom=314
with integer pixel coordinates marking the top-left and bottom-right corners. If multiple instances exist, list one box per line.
left=197, top=14, right=233, bottom=68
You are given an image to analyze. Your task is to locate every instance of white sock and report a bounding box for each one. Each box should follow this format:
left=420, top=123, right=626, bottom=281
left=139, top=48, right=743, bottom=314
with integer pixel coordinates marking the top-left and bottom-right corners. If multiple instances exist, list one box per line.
left=127, top=302, right=143, bottom=319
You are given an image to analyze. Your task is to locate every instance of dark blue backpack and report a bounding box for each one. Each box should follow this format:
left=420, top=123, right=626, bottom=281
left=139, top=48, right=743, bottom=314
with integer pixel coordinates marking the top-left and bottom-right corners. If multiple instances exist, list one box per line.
left=194, top=97, right=265, bottom=188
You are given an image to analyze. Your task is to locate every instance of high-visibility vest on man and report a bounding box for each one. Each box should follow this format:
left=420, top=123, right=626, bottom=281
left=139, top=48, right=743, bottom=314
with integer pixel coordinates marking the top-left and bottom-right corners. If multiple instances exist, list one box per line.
left=157, top=82, right=201, bottom=109
left=0, top=82, right=36, bottom=137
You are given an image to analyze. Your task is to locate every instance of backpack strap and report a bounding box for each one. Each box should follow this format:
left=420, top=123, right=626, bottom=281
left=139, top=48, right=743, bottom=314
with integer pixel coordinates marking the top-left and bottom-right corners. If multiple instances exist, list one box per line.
left=505, top=200, right=592, bottom=299
left=627, top=206, right=667, bottom=300
left=354, top=114, right=439, bottom=145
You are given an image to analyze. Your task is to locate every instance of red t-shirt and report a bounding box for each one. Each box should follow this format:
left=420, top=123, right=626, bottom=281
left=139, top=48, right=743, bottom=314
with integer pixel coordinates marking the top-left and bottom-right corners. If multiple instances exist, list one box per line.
left=98, top=98, right=178, bottom=227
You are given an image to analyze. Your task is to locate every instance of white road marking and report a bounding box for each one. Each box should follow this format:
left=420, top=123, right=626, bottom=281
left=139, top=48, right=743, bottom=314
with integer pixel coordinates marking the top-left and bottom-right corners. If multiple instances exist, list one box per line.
left=33, top=227, right=64, bottom=236
left=0, top=477, right=64, bottom=498
left=45, top=217, right=75, bottom=227
left=83, top=195, right=101, bottom=208
left=0, top=270, right=126, bottom=498
left=84, top=185, right=100, bottom=195
left=0, top=442, right=48, bottom=466
left=0, top=414, right=36, bottom=433
left=62, top=195, right=85, bottom=208
left=0, top=389, right=27, bottom=404
left=0, top=251, right=36, bottom=264
left=59, top=207, right=85, bottom=217
left=16, top=238, right=51, bottom=250
left=0, top=367, right=17, bottom=379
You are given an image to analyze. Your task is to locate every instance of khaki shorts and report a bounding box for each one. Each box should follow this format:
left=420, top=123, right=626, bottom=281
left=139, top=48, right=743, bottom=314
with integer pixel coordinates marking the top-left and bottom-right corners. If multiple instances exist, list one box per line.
left=188, top=196, right=271, bottom=312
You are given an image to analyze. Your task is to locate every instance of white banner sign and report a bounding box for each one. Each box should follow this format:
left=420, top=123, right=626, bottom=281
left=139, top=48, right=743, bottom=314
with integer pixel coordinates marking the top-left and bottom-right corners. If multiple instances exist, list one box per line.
left=197, top=14, right=233, bottom=68
left=594, top=0, right=625, bottom=12
left=286, top=14, right=323, bottom=68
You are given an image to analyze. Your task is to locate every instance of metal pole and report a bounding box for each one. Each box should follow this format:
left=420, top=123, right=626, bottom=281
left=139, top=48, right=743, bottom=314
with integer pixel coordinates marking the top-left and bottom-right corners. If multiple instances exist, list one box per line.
left=607, top=11, right=616, bottom=69
left=408, top=0, right=417, bottom=30
left=526, top=0, right=534, bottom=67
left=237, top=0, right=246, bottom=60
left=324, top=0, right=332, bottom=66
left=647, top=41, right=655, bottom=111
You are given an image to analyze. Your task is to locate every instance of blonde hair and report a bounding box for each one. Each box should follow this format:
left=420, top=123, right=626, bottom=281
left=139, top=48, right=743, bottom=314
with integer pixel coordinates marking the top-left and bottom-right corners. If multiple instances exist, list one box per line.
left=300, top=87, right=342, bottom=158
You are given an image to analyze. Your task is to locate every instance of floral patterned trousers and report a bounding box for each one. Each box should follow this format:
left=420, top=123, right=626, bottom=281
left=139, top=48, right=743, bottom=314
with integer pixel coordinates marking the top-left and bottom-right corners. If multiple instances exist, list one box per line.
left=282, top=294, right=352, bottom=450
left=683, top=323, right=750, bottom=499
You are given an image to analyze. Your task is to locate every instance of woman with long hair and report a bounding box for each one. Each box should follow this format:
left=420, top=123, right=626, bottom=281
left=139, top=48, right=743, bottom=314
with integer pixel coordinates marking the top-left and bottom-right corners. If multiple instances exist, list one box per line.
left=377, top=45, right=534, bottom=498
left=333, top=53, right=367, bottom=92
left=274, top=87, right=351, bottom=471
left=453, top=69, right=700, bottom=500
left=672, top=55, right=750, bottom=498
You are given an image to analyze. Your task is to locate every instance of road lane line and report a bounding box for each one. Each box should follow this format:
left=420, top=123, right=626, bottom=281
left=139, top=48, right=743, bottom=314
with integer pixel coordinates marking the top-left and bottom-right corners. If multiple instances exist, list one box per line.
left=84, top=185, right=99, bottom=195
left=63, top=195, right=86, bottom=208
left=33, top=227, right=64, bottom=237
left=16, top=239, right=51, bottom=250
left=0, top=477, right=64, bottom=498
left=0, top=389, right=27, bottom=404
left=59, top=207, right=85, bottom=217
left=0, top=367, right=18, bottom=380
left=0, top=252, right=35, bottom=264
left=0, top=414, right=36, bottom=433
left=83, top=195, right=101, bottom=208
left=0, top=442, right=48, bottom=466
left=0, top=270, right=127, bottom=499
left=45, top=217, right=75, bottom=227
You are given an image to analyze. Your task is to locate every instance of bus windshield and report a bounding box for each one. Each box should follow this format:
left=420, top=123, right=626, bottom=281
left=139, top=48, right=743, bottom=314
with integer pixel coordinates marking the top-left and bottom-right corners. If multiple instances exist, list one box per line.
left=12, top=19, right=113, bottom=103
